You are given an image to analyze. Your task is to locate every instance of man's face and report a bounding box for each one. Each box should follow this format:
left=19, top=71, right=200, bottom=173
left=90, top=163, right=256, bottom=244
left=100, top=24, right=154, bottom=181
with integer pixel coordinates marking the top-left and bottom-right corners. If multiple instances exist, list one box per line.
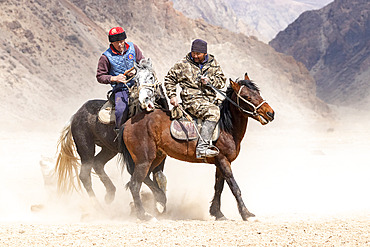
left=112, top=40, right=126, bottom=53
left=191, top=52, right=207, bottom=63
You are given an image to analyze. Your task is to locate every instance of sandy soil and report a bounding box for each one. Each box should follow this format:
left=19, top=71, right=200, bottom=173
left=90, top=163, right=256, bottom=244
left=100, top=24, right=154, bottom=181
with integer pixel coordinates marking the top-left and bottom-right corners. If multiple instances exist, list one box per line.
left=1, top=108, right=369, bottom=246
left=1, top=215, right=369, bottom=246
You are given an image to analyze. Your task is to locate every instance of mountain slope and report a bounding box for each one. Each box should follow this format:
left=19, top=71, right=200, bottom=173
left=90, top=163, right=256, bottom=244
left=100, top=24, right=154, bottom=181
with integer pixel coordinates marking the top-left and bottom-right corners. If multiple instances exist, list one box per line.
left=0, top=0, right=329, bottom=127
left=170, top=0, right=260, bottom=39
left=269, top=0, right=370, bottom=107
left=171, top=0, right=333, bottom=42
left=0, top=0, right=107, bottom=125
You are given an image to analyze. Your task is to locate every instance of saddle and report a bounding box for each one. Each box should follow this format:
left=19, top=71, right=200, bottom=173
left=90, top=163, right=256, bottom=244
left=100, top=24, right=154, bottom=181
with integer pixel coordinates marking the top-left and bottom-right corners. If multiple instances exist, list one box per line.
left=98, top=101, right=116, bottom=124
left=170, top=117, right=220, bottom=142
left=98, top=87, right=141, bottom=125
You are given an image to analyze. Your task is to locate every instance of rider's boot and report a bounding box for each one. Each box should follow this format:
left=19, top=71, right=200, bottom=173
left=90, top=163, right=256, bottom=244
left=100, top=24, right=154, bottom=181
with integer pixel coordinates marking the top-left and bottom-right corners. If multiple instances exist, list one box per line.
left=196, top=120, right=219, bottom=159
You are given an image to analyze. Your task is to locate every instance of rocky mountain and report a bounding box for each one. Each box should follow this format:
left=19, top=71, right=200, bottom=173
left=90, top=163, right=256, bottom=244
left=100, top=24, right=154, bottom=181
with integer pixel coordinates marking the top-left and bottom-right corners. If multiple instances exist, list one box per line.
left=0, top=0, right=107, bottom=126
left=171, top=0, right=333, bottom=42
left=269, top=0, right=370, bottom=107
left=0, top=0, right=330, bottom=128
left=170, top=0, right=260, bottom=40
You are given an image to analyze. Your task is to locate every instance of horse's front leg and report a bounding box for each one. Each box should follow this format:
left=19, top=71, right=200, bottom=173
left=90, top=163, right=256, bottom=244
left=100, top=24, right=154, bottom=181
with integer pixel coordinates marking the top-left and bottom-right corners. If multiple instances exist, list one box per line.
left=129, top=162, right=154, bottom=221
left=209, top=167, right=227, bottom=220
left=143, top=155, right=167, bottom=214
left=216, top=157, right=255, bottom=221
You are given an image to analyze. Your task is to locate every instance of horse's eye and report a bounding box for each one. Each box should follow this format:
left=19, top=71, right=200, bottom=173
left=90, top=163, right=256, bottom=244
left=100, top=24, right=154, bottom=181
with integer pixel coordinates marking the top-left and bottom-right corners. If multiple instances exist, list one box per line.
left=243, top=95, right=251, bottom=101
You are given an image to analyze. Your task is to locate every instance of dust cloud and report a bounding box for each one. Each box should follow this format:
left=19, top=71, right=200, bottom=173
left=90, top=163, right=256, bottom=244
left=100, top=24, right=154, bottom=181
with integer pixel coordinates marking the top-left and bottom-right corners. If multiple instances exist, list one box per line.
left=0, top=103, right=369, bottom=224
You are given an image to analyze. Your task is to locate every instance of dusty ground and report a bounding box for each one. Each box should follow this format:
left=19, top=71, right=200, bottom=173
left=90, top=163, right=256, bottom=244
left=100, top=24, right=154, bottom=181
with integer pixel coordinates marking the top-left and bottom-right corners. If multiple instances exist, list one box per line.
left=1, top=215, right=369, bottom=246
left=1, top=108, right=369, bottom=246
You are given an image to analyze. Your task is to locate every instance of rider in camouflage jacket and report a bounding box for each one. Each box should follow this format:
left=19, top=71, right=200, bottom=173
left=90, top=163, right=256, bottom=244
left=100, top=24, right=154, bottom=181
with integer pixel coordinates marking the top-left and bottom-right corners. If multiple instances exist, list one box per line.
left=164, top=39, right=226, bottom=159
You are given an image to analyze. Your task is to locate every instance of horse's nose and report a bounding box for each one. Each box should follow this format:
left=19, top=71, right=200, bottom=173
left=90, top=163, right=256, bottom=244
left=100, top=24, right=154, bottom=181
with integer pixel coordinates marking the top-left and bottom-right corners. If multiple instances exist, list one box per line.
left=267, top=111, right=275, bottom=121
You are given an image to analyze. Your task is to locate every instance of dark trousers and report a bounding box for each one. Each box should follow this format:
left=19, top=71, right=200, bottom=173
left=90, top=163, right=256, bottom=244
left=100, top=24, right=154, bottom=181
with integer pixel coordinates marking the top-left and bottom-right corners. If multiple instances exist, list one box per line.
left=114, top=89, right=129, bottom=128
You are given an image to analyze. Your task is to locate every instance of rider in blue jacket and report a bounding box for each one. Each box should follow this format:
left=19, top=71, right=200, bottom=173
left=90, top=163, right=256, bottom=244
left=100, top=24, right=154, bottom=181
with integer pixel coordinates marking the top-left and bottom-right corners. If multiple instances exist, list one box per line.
left=96, top=26, right=145, bottom=132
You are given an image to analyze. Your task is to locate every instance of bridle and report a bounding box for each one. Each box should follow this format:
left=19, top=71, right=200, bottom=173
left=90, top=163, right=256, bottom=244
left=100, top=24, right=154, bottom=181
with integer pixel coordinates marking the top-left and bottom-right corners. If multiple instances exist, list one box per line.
left=236, top=85, right=267, bottom=116
left=207, top=82, right=267, bottom=117
left=136, top=72, right=161, bottom=101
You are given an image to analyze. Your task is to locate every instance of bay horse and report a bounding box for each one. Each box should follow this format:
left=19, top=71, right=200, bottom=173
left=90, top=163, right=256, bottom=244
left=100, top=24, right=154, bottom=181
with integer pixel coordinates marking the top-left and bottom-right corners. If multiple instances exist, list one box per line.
left=119, top=73, right=275, bottom=221
left=55, top=59, right=168, bottom=209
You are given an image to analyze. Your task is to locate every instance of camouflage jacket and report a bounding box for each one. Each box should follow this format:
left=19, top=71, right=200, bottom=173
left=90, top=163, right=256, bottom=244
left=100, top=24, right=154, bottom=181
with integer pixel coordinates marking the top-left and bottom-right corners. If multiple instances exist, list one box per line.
left=164, top=53, right=226, bottom=105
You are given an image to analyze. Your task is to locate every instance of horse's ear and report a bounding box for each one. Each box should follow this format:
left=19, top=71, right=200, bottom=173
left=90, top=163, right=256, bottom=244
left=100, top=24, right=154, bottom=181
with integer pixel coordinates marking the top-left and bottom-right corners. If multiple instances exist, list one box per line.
left=229, top=78, right=240, bottom=92
left=147, top=58, right=152, bottom=67
left=244, top=73, right=250, bottom=80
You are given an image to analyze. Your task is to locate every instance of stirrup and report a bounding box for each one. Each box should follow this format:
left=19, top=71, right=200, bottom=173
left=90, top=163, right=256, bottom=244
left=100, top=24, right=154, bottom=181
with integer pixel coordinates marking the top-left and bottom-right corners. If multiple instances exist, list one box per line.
left=196, top=146, right=219, bottom=159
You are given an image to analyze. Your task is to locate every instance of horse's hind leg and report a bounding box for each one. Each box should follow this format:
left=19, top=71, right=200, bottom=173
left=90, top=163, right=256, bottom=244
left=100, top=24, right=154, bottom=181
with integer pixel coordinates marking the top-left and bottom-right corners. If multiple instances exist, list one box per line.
left=129, top=161, right=153, bottom=220
left=79, top=157, right=95, bottom=198
left=210, top=167, right=228, bottom=220
left=92, top=148, right=117, bottom=204
left=143, top=177, right=166, bottom=214
left=73, top=130, right=97, bottom=200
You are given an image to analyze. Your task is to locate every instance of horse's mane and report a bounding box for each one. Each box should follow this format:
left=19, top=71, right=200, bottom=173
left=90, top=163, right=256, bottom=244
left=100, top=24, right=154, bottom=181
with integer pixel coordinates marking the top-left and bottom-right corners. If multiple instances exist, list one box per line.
left=136, top=58, right=154, bottom=72
left=219, top=80, right=259, bottom=134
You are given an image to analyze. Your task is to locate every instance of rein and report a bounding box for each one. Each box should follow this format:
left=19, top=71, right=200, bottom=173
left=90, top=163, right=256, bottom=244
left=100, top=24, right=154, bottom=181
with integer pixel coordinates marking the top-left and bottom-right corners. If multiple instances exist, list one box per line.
left=121, top=66, right=155, bottom=92
left=206, top=82, right=266, bottom=117
left=116, top=67, right=136, bottom=93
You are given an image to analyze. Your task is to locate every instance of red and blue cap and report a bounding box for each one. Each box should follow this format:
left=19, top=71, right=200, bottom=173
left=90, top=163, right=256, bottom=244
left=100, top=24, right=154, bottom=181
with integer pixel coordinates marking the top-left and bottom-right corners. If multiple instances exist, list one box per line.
left=108, top=27, right=127, bottom=42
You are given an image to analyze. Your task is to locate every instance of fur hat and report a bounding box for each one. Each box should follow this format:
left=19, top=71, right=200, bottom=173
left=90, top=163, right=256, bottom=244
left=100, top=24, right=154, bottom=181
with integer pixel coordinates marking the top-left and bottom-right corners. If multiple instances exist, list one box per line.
left=108, top=27, right=127, bottom=42
left=191, top=39, right=207, bottom=53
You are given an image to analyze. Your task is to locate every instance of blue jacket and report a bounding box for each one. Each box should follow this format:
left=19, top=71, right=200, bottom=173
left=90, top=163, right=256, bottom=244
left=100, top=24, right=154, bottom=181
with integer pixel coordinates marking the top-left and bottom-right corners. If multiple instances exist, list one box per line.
left=103, top=42, right=136, bottom=89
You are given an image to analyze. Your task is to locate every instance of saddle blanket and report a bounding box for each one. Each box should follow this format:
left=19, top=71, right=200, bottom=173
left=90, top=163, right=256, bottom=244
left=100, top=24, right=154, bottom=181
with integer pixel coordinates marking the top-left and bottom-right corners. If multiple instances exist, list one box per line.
left=170, top=118, right=219, bottom=141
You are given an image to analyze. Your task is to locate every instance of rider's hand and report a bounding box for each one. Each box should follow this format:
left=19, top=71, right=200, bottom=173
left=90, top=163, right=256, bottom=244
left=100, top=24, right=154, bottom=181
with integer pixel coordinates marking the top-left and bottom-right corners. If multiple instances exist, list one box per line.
left=111, top=74, right=126, bottom=83
left=125, top=68, right=136, bottom=77
left=200, top=75, right=210, bottom=85
left=170, top=96, right=178, bottom=107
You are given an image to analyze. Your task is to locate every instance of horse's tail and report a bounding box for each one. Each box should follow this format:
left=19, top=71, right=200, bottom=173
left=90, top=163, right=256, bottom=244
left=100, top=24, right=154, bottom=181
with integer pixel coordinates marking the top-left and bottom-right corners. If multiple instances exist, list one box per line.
left=117, top=125, right=135, bottom=176
left=54, top=120, right=82, bottom=194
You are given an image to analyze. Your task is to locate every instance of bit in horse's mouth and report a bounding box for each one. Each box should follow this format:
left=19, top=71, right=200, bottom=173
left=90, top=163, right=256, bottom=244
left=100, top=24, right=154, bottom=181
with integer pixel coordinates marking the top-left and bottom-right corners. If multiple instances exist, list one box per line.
left=259, top=115, right=270, bottom=125
left=147, top=102, right=155, bottom=111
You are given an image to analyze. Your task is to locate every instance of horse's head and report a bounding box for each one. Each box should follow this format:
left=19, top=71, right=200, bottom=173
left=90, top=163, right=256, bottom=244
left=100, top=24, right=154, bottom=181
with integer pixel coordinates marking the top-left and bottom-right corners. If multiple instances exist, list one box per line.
left=134, top=58, right=157, bottom=112
left=138, top=86, right=156, bottom=111
left=134, top=58, right=155, bottom=86
left=229, top=74, right=274, bottom=125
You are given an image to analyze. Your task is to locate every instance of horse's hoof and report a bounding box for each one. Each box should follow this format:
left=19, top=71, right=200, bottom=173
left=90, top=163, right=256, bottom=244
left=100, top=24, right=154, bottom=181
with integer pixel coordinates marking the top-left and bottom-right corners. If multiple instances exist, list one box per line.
left=242, top=212, right=255, bottom=221
left=156, top=202, right=166, bottom=214
left=148, top=216, right=158, bottom=223
left=138, top=212, right=155, bottom=221
left=247, top=212, right=256, bottom=218
left=105, top=192, right=115, bottom=204
left=216, top=216, right=228, bottom=221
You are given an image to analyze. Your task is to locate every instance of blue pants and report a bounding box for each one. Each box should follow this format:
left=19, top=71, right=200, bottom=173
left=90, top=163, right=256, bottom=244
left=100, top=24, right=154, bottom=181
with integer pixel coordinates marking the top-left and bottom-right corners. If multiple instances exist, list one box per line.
left=114, top=89, right=129, bottom=129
